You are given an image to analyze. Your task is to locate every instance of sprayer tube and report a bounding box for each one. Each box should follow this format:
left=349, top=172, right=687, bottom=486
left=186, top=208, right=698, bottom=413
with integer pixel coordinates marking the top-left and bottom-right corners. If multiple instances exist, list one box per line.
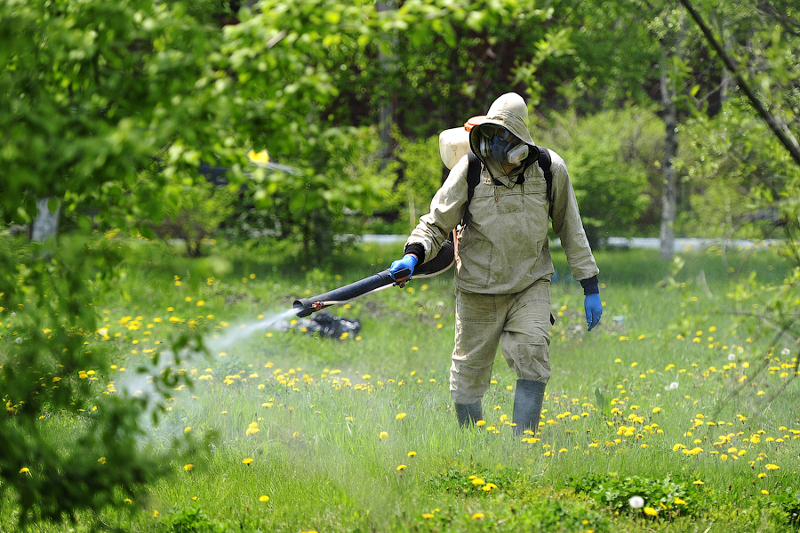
left=293, top=270, right=397, bottom=317
left=293, top=237, right=456, bottom=318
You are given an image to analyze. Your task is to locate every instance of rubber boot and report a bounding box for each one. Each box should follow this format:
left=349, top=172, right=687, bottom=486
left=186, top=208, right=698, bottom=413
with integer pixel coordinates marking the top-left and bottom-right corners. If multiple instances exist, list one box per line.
left=512, top=379, right=546, bottom=436
left=454, top=399, right=483, bottom=427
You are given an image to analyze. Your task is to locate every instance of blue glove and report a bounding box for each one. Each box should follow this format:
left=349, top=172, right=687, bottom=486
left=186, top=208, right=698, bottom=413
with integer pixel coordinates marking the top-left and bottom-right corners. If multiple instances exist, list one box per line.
left=584, top=293, right=602, bottom=331
left=389, top=254, right=418, bottom=281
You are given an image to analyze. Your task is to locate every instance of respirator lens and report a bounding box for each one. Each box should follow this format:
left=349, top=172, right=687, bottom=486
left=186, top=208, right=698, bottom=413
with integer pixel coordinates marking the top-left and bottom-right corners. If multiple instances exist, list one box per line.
left=480, top=125, right=511, bottom=141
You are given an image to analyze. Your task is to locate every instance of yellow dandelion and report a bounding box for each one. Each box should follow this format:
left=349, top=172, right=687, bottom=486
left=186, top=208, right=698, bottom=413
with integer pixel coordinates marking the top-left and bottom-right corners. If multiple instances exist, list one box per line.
left=124, top=498, right=132, bottom=504
left=758, top=473, right=767, bottom=479
left=259, top=495, right=270, bottom=502
left=379, top=431, right=389, bottom=440
left=762, top=490, right=770, bottom=495
left=396, top=412, right=407, bottom=420
left=765, top=463, right=780, bottom=470
left=397, top=464, right=407, bottom=471
left=184, top=464, right=194, bottom=472
left=408, top=451, right=417, bottom=457
left=674, top=497, right=686, bottom=505
left=184, top=427, right=192, bottom=433
left=693, top=480, right=705, bottom=485
left=643, top=506, right=658, bottom=516
left=422, top=513, right=434, bottom=519
left=471, top=512, right=485, bottom=520
left=98, top=457, right=107, bottom=464
left=19, top=467, right=30, bottom=474
left=471, top=477, right=485, bottom=486
left=476, top=420, right=486, bottom=427
left=242, top=458, right=254, bottom=465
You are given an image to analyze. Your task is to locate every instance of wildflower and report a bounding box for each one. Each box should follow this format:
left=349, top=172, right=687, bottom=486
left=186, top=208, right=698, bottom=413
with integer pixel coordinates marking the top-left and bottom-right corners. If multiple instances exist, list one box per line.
left=397, top=465, right=407, bottom=471
left=761, top=490, right=770, bottom=495
left=476, top=420, right=486, bottom=427
left=259, top=495, right=270, bottom=502
left=185, top=427, right=192, bottom=433
left=242, top=458, right=254, bottom=465
left=643, top=507, right=658, bottom=516
left=153, top=510, right=159, bottom=518
left=422, top=513, right=434, bottom=519
left=184, top=464, right=194, bottom=472
left=765, top=464, right=780, bottom=471
left=693, top=480, right=705, bottom=485
left=408, top=451, right=417, bottom=457
left=629, top=496, right=644, bottom=509
left=471, top=512, right=485, bottom=520
left=379, top=431, right=389, bottom=440
left=674, top=497, right=686, bottom=505
left=471, top=477, right=485, bottom=486
left=396, top=413, right=407, bottom=420
left=246, top=422, right=259, bottom=435
left=98, top=457, right=107, bottom=464
left=482, top=483, right=497, bottom=492
left=124, top=498, right=132, bottom=504
left=19, top=467, right=30, bottom=474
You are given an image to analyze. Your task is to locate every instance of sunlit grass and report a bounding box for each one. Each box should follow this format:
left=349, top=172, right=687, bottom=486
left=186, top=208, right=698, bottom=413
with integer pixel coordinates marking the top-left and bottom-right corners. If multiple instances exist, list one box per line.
left=6, top=240, right=799, bottom=532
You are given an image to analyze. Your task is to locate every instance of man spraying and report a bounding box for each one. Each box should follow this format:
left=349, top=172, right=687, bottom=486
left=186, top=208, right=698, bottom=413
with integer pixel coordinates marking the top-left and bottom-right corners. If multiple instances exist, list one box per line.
left=389, top=92, right=602, bottom=435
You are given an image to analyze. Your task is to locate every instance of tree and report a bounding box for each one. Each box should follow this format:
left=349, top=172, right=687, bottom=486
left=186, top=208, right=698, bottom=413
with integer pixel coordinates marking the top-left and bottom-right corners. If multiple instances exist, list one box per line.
left=673, top=0, right=800, bottom=424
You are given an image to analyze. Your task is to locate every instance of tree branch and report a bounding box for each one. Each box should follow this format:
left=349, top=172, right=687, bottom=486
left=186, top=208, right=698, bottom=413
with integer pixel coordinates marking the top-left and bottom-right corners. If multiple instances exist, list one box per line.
left=678, top=0, right=800, bottom=167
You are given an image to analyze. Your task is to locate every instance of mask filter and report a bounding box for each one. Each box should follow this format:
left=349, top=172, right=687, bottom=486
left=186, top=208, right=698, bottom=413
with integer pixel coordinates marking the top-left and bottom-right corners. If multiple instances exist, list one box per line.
left=478, top=136, right=530, bottom=164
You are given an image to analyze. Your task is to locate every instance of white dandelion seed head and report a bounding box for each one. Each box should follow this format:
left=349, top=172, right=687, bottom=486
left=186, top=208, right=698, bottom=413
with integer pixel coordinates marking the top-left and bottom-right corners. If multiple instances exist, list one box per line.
left=781, top=348, right=791, bottom=356
left=728, top=353, right=736, bottom=361
left=664, top=381, right=679, bottom=391
left=629, top=496, right=645, bottom=509
left=10, top=312, right=16, bottom=317
left=15, top=337, right=22, bottom=344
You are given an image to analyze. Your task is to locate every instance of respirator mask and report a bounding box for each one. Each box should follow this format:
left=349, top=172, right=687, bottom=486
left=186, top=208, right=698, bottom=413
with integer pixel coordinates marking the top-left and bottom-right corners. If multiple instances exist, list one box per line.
left=478, top=125, right=529, bottom=164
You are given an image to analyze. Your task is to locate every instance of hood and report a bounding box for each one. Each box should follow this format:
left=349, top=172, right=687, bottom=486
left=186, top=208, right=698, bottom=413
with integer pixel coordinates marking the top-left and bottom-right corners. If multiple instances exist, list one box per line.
left=468, top=92, right=535, bottom=161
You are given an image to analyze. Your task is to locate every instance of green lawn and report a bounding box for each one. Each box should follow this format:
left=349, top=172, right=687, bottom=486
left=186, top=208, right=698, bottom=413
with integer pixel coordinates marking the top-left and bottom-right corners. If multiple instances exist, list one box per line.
left=6, top=241, right=800, bottom=532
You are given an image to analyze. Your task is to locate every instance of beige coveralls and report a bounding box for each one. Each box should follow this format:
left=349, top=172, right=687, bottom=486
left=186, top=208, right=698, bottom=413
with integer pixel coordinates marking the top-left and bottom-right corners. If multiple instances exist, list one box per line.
left=405, top=93, right=599, bottom=405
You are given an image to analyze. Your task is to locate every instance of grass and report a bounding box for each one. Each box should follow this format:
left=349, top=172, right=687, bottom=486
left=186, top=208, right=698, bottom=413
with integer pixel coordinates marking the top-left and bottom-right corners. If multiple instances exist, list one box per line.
left=4, top=239, right=800, bottom=532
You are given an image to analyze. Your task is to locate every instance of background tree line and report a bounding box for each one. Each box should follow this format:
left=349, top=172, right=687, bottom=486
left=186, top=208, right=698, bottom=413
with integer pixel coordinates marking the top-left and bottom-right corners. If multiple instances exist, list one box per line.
left=0, top=0, right=798, bottom=525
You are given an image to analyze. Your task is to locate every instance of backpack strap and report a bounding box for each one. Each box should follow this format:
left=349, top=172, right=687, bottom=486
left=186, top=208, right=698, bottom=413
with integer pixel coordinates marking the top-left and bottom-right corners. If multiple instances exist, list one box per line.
left=461, top=152, right=482, bottom=226
left=535, top=145, right=554, bottom=218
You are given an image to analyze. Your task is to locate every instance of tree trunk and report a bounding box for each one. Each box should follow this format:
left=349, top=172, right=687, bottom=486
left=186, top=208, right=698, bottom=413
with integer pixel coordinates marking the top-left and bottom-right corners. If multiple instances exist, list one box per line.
left=30, top=197, right=60, bottom=242
left=659, top=47, right=678, bottom=261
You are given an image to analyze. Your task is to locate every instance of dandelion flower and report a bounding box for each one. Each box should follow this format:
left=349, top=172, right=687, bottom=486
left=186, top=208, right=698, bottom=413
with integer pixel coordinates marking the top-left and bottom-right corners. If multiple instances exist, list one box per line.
left=674, top=497, right=686, bottom=505
left=422, top=513, right=434, bottom=519
left=259, top=495, right=270, bottom=502
left=397, top=465, right=407, bottom=471
left=98, top=457, right=107, bottom=464
left=471, top=477, right=485, bottom=486
left=644, top=507, right=658, bottom=516
left=184, top=427, right=192, bottom=433
left=476, top=420, right=486, bottom=427
left=184, top=464, right=194, bottom=472
left=765, top=464, right=780, bottom=470
left=242, top=458, right=254, bottom=465
left=762, top=490, right=770, bottom=495
left=471, top=512, right=485, bottom=520
left=396, top=413, right=407, bottom=420
left=19, top=467, right=30, bottom=474
left=379, top=431, right=389, bottom=440
left=124, top=498, right=132, bottom=504
left=408, top=451, right=417, bottom=457
left=629, top=496, right=644, bottom=509
left=693, top=480, right=705, bottom=485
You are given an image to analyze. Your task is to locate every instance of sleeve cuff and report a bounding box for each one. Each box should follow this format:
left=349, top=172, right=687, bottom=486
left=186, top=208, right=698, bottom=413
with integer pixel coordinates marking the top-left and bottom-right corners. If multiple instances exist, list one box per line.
left=403, top=243, right=425, bottom=263
left=580, top=275, right=599, bottom=295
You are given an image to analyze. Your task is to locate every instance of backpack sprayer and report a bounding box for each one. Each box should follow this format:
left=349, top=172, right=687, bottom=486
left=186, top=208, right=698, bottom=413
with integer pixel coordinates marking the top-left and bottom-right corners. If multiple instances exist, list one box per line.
left=293, top=121, right=476, bottom=318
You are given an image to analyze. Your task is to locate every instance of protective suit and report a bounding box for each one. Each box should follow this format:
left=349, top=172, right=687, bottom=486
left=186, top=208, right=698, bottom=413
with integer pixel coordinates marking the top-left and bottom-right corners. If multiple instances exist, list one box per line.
left=400, top=92, right=600, bottom=434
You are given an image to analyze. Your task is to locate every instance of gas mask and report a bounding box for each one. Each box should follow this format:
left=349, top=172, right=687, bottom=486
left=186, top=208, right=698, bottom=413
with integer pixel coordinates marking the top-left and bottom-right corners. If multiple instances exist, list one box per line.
left=478, top=126, right=530, bottom=164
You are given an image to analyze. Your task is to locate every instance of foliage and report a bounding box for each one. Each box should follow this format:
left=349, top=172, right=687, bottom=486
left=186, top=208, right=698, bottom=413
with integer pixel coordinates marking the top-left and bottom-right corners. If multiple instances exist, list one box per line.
left=0, top=234, right=198, bottom=525
left=535, top=107, right=663, bottom=245
left=569, top=472, right=705, bottom=518
left=150, top=180, right=238, bottom=257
